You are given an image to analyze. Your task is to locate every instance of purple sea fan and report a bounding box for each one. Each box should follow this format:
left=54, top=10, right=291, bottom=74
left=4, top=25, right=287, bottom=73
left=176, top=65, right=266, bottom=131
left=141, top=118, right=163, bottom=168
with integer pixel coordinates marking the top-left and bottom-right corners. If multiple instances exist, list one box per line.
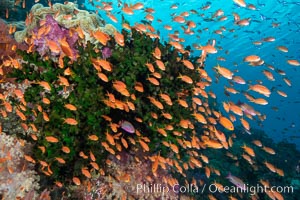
left=102, top=47, right=112, bottom=59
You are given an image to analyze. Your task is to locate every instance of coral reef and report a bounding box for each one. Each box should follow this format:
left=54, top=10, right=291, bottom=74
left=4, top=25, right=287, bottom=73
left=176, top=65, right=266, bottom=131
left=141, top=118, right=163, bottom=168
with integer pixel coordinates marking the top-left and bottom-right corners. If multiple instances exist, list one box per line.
left=1, top=3, right=300, bottom=200
left=101, top=47, right=112, bottom=59
left=0, top=19, right=27, bottom=84
left=14, top=2, right=115, bottom=44
left=0, top=133, right=40, bottom=199
left=7, top=23, right=210, bottom=196
left=71, top=151, right=179, bottom=200
left=0, top=81, right=31, bottom=135
left=0, top=19, right=27, bottom=60
left=32, top=14, right=79, bottom=58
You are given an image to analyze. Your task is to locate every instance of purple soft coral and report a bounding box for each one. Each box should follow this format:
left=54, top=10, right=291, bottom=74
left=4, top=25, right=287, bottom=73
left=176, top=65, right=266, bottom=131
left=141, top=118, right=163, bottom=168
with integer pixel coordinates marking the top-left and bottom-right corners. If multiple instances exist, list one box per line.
left=33, top=15, right=79, bottom=60
left=101, top=47, right=112, bottom=59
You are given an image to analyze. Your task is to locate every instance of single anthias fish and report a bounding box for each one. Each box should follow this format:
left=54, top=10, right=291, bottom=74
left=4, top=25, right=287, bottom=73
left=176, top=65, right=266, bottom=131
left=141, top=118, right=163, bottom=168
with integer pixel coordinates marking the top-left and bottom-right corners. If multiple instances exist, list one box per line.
left=119, top=120, right=135, bottom=133
left=226, top=173, right=246, bottom=190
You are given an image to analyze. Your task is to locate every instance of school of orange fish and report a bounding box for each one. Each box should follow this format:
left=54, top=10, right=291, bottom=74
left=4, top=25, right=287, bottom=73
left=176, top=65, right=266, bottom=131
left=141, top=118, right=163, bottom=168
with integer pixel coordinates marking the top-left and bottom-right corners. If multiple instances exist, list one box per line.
left=0, top=0, right=299, bottom=199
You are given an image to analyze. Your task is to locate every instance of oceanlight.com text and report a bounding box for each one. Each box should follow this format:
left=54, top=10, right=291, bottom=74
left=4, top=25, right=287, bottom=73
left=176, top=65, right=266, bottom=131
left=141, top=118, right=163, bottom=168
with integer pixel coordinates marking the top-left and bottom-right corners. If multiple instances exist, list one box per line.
left=208, top=183, right=294, bottom=195
left=134, top=183, right=294, bottom=196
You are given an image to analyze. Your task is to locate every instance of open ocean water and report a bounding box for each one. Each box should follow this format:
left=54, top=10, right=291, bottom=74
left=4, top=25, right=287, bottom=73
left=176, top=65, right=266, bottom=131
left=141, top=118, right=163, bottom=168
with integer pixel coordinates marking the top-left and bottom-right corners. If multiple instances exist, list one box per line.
left=85, top=0, right=300, bottom=148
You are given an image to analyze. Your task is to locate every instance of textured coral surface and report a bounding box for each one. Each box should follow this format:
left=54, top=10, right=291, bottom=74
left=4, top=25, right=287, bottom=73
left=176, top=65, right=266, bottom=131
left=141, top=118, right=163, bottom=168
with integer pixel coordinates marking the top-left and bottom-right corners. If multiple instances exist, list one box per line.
left=0, top=133, right=40, bottom=199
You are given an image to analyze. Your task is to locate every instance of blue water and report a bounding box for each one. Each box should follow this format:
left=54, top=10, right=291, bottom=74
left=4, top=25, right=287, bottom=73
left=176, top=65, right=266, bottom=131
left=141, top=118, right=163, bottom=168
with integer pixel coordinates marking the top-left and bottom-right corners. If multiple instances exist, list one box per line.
left=85, top=0, right=300, bottom=148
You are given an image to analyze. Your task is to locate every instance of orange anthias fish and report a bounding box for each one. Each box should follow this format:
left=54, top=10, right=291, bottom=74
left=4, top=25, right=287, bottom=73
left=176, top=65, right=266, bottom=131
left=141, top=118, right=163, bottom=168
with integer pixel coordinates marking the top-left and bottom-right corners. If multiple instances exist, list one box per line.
left=182, top=60, right=194, bottom=70
left=5, top=8, right=9, bottom=19
left=262, top=146, right=276, bottom=155
left=72, top=177, right=81, bottom=185
left=244, top=55, right=261, bottom=62
left=173, top=16, right=185, bottom=23
left=248, top=84, right=271, bottom=97
left=55, top=157, right=66, bottom=164
left=59, top=37, right=76, bottom=60
left=262, top=70, right=275, bottom=81
left=250, top=98, right=268, bottom=105
left=276, top=45, right=288, bottom=52
left=39, top=81, right=51, bottom=91
left=240, top=118, right=250, bottom=130
left=147, top=77, right=160, bottom=86
left=192, top=112, right=207, bottom=124
left=152, top=47, right=161, bottom=59
left=3, top=101, right=13, bottom=113
left=88, top=135, right=99, bottom=141
left=122, top=23, right=131, bottom=31
left=63, top=118, right=78, bottom=125
left=122, top=4, right=134, bottom=15
left=155, top=60, right=166, bottom=71
left=264, top=161, right=276, bottom=172
left=62, top=146, right=71, bottom=153
left=134, top=82, right=144, bottom=92
left=114, top=31, right=124, bottom=46
left=287, top=59, right=300, bottom=66
left=24, top=155, right=36, bottom=163
left=107, top=12, right=118, bottom=23
left=204, top=139, right=223, bottom=149
left=57, top=76, right=70, bottom=87
left=64, top=104, right=77, bottom=111
left=46, top=39, right=60, bottom=54
left=200, top=44, right=217, bottom=54
left=15, top=108, right=26, bottom=120
left=45, top=136, right=59, bottom=143
left=169, top=142, right=179, bottom=153
left=139, top=139, right=150, bottom=151
left=213, top=127, right=227, bottom=143
left=214, top=64, right=233, bottom=79
left=152, top=151, right=160, bottom=174
left=98, top=72, right=109, bottom=82
left=252, top=140, right=262, bottom=147
left=91, top=58, right=112, bottom=72
left=131, top=2, right=144, bottom=10
left=219, top=116, right=234, bottom=131
left=178, top=74, right=193, bottom=84
left=81, top=167, right=91, bottom=178
left=42, top=97, right=51, bottom=105
left=92, top=30, right=110, bottom=45
left=242, top=144, right=255, bottom=157
left=113, top=80, right=127, bottom=91
left=148, top=97, right=164, bottom=109
left=104, top=131, right=115, bottom=145
left=42, top=112, right=50, bottom=121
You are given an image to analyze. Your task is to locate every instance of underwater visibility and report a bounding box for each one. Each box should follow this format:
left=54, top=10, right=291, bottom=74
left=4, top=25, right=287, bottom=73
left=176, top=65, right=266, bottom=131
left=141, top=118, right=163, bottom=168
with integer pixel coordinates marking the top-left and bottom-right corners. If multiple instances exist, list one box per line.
left=0, top=0, right=300, bottom=199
